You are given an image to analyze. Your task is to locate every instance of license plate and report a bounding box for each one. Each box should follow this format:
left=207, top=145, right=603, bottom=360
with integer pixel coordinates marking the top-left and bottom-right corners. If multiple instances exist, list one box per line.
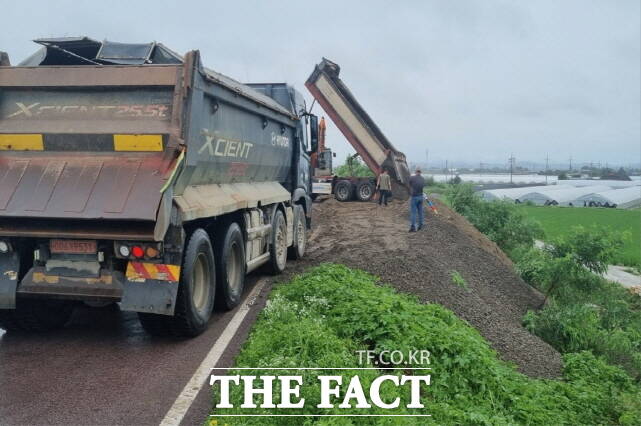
left=50, top=239, right=97, bottom=254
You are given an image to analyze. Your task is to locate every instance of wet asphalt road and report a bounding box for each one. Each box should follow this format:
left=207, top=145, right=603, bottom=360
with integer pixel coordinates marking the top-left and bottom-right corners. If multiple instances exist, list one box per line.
left=0, top=274, right=271, bottom=426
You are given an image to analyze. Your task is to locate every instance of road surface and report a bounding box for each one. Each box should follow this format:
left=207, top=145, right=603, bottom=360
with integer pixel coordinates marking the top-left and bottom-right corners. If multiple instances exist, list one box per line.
left=0, top=274, right=271, bottom=425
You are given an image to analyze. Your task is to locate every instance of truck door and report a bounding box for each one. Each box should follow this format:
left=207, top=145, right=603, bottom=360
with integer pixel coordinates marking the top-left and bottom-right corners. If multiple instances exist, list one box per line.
left=296, top=119, right=311, bottom=193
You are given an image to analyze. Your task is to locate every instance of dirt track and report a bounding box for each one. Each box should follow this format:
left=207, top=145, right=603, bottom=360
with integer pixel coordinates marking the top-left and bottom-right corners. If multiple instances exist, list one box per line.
left=295, top=197, right=563, bottom=379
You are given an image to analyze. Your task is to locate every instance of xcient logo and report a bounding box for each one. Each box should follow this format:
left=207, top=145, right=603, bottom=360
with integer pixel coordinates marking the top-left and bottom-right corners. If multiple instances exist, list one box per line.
left=199, top=129, right=253, bottom=159
left=5, top=102, right=170, bottom=119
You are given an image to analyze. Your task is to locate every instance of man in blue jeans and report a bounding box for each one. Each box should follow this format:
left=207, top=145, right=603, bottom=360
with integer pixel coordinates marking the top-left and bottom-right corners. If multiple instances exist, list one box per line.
left=408, top=168, right=426, bottom=232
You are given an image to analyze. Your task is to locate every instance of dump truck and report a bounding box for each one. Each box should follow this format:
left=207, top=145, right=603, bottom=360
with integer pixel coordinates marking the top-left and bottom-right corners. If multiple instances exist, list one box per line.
left=306, top=58, right=411, bottom=202
left=0, top=37, right=315, bottom=336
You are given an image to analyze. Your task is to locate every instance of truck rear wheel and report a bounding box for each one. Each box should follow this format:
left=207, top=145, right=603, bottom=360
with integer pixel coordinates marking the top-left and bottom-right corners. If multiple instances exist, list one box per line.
left=334, top=180, right=353, bottom=202
left=0, top=299, right=74, bottom=333
left=288, top=205, right=307, bottom=260
left=356, top=181, right=375, bottom=202
left=139, top=228, right=215, bottom=337
left=268, top=210, right=288, bottom=274
left=215, top=222, right=246, bottom=310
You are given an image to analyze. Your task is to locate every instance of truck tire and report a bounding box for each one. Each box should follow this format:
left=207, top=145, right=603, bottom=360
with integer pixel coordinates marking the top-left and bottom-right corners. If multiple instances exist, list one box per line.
left=288, top=205, right=307, bottom=260
left=0, top=299, right=73, bottom=332
left=268, top=209, right=288, bottom=274
left=215, top=222, right=246, bottom=310
left=334, top=180, right=353, bottom=202
left=139, top=228, right=215, bottom=337
left=356, top=181, right=375, bottom=202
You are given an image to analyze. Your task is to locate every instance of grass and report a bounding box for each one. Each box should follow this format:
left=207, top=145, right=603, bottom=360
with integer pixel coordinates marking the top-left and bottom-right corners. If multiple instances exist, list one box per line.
left=519, top=206, right=641, bottom=267
left=209, top=264, right=641, bottom=425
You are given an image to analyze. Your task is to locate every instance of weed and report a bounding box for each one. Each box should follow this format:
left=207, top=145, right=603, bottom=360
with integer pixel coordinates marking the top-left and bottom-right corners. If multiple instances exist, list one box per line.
left=450, top=270, right=469, bottom=290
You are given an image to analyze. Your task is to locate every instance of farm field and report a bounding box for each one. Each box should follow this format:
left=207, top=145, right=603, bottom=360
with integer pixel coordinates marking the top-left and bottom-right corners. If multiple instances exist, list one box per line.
left=519, top=206, right=641, bottom=267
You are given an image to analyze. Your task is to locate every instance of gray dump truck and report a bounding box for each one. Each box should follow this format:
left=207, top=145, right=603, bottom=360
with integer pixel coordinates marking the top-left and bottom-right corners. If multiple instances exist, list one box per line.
left=0, top=37, right=316, bottom=336
left=306, top=58, right=411, bottom=202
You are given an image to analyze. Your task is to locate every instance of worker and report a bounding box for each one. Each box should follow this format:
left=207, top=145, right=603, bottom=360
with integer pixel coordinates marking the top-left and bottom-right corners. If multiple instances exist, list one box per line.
left=376, top=169, right=392, bottom=206
left=408, top=168, right=426, bottom=232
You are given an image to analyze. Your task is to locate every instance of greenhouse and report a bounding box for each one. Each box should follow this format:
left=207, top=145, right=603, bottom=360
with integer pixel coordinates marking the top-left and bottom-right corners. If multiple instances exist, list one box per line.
left=479, top=185, right=554, bottom=201
left=517, top=185, right=612, bottom=206
left=557, top=179, right=641, bottom=189
left=575, top=187, right=641, bottom=209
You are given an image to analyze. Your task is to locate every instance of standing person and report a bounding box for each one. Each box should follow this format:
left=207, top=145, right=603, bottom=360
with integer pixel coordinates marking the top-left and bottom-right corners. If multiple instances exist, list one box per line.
left=408, top=168, right=426, bottom=232
left=376, top=169, right=392, bottom=206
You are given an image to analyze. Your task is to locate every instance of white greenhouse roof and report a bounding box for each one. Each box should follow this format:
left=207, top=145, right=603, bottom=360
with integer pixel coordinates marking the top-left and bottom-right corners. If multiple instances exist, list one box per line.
left=480, top=185, right=557, bottom=201
left=576, top=187, right=641, bottom=208
left=518, top=185, right=612, bottom=205
left=557, top=179, right=640, bottom=189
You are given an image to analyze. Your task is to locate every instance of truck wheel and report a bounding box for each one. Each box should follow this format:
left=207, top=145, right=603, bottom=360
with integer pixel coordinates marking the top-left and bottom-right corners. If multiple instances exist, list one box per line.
left=139, top=229, right=215, bottom=337
left=356, top=181, right=375, bottom=202
left=0, top=299, right=73, bottom=332
left=288, top=205, right=307, bottom=260
left=268, top=210, right=287, bottom=274
left=334, top=180, right=353, bottom=202
left=215, top=222, right=246, bottom=310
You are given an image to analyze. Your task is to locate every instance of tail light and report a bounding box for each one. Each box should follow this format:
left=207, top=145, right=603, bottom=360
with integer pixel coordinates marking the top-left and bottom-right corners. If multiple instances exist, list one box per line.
left=131, top=246, right=145, bottom=259
left=115, top=242, right=162, bottom=260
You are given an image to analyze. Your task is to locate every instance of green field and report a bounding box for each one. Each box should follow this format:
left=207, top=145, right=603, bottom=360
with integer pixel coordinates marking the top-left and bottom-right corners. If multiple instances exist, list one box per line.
left=520, top=206, right=641, bottom=267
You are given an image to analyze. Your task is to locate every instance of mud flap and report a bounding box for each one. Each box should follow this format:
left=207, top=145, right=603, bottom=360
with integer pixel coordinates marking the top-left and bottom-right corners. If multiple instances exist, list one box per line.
left=120, top=279, right=178, bottom=316
left=0, top=252, right=19, bottom=309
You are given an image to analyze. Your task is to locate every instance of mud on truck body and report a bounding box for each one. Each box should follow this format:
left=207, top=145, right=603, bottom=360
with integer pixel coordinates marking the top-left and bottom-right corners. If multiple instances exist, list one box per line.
left=0, top=37, right=316, bottom=336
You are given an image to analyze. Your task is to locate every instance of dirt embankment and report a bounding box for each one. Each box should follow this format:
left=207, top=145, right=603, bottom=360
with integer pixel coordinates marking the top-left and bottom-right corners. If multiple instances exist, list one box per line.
left=292, top=197, right=563, bottom=379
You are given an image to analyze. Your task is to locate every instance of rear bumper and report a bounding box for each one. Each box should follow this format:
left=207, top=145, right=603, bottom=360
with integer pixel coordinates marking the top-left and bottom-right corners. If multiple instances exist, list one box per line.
left=18, top=266, right=124, bottom=300
left=0, top=258, right=179, bottom=315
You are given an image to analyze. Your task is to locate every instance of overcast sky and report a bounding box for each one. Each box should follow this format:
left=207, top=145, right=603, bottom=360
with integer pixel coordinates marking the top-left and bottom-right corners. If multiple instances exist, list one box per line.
left=2, top=0, right=640, bottom=168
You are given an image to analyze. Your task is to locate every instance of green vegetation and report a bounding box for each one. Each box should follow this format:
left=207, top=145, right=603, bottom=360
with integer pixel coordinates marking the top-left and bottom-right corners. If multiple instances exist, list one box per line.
left=450, top=270, right=469, bottom=291
left=334, top=155, right=374, bottom=177
left=519, top=206, right=641, bottom=267
left=446, top=183, right=543, bottom=252
left=210, top=264, right=641, bottom=424
left=446, top=184, right=641, bottom=383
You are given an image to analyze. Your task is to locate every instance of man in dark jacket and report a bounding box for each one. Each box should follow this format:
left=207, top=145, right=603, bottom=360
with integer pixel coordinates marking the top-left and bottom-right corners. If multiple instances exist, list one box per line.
left=408, top=169, right=426, bottom=232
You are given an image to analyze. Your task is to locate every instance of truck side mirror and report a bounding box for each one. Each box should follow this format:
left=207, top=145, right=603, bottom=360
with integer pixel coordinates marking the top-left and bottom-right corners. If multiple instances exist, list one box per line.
left=309, top=115, right=319, bottom=153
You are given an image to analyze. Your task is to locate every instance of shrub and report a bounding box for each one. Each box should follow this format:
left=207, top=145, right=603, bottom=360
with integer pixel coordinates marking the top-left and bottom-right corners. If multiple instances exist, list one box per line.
left=547, top=225, right=625, bottom=275
left=445, top=184, right=543, bottom=252
left=524, top=300, right=641, bottom=380
left=334, top=155, right=374, bottom=177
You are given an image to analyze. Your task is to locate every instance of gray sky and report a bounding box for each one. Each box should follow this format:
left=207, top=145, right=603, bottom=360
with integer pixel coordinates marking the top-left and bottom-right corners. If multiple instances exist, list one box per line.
left=2, top=0, right=640, bottom=168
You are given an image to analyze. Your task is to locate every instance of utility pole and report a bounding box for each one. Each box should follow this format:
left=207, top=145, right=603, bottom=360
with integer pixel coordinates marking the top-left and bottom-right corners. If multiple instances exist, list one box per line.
left=425, top=148, right=429, bottom=171
left=445, top=159, right=448, bottom=183
left=509, top=154, right=515, bottom=185
left=545, top=154, right=549, bottom=185
left=569, top=155, right=572, bottom=171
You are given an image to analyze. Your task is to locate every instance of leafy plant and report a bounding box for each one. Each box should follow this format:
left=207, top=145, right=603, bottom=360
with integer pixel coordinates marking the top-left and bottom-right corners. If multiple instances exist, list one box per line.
left=445, top=183, right=543, bottom=252
left=450, top=270, right=469, bottom=290
left=334, top=154, right=374, bottom=177
left=547, top=226, right=625, bottom=275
